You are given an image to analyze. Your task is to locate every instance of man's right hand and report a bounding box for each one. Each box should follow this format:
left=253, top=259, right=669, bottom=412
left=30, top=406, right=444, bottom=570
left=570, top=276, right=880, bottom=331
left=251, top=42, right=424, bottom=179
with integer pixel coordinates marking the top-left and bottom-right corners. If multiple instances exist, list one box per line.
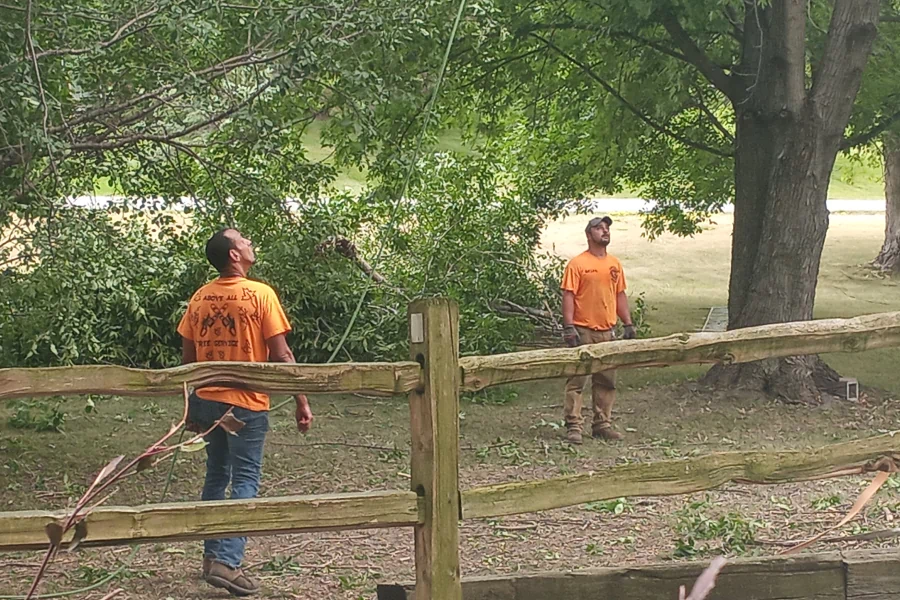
left=563, top=325, right=581, bottom=348
left=295, top=395, right=313, bottom=433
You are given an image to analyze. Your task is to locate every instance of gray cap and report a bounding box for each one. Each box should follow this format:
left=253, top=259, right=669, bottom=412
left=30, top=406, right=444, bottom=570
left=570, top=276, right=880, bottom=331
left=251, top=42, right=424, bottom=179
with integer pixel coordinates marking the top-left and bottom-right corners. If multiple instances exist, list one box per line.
left=585, top=216, right=613, bottom=232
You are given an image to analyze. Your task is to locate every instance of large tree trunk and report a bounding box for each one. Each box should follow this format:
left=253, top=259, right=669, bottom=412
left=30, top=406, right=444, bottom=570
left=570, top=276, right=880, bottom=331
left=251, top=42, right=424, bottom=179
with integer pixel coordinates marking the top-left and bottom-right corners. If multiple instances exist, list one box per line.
left=704, top=0, right=879, bottom=404
left=873, top=133, right=900, bottom=272
left=706, top=117, right=840, bottom=403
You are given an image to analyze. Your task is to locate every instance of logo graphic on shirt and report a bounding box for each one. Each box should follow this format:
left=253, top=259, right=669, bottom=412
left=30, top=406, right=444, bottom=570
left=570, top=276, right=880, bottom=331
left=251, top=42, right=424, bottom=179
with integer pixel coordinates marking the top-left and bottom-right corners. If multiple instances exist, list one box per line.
left=200, top=304, right=238, bottom=337
left=238, top=305, right=261, bottom=332
left=200, top=312, right=217, bottom=337
left=609, top=266, right=620, bottom=284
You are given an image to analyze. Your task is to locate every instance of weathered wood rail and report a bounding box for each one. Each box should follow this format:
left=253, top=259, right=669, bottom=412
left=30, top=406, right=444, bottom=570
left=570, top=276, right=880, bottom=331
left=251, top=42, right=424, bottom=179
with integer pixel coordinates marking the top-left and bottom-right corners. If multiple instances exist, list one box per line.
left=377, top=549, right=900, bottom=600
left=2, top=303, right=899, bottom=600
left=0, top=491, right=422, bottom=552
left=458, top=311, right=900, bottom=391
left=0, top=360, right=422, bottom=400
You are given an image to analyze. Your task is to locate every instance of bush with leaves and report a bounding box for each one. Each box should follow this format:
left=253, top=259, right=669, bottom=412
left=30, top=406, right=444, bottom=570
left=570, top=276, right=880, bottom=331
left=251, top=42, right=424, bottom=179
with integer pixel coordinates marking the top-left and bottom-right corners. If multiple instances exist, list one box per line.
left=1, top=151, right=584, bottom=367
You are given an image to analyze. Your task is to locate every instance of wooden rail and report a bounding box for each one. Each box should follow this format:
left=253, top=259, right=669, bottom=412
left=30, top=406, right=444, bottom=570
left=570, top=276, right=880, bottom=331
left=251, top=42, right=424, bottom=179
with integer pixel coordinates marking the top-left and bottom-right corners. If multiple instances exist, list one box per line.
left=0, top=360, right=423, bottom=401
left=0, top=490, right=421, bottom=552
left=460, top=434, right=900, bottom=519
left=3, top=434, right=897, bottom=551
left=459, top=311, right=900, bottom=391
left=4, top=305, right=900, bottom=600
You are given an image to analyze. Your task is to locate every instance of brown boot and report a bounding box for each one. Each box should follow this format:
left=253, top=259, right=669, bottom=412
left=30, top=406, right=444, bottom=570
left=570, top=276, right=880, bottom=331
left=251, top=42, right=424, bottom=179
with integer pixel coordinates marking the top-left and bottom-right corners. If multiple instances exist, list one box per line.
left=566, top=426, right=583, bottom=445
left=592, top=425, right=624, bottom=441
left=205, top=561, right=260, bottom=597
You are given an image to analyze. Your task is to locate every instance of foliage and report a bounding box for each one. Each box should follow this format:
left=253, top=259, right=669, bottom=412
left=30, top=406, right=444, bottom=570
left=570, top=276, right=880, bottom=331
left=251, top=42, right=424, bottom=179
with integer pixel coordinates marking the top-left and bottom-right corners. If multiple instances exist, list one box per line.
left=1, top=153, right=571, bottom=367
left=583, top=497, right=632, bottom=515
left=464, top=386, right=519, bottom=406
left=0, top=208, right=203, bottom=367
left=8, top=399, right=66, bottom=433
left=673, top=499, right=761, bottom=558
left=811, top=494, right=843, bottom=510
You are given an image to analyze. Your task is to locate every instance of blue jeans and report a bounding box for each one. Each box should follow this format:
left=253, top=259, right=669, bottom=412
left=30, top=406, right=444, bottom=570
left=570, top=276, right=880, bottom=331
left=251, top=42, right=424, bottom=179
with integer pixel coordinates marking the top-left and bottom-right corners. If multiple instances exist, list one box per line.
left=188, top=393, right=269, bottom=569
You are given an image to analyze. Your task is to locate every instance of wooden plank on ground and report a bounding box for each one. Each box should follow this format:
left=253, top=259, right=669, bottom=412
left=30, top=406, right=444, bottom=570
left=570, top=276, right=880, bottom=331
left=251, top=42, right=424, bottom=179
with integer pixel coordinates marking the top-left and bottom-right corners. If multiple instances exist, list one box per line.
left=458, top=311, right=900, bottom=391
left=0, top=360, right=423, bottom=401
left=845, top=549, right=900, bottom=600
left=0, top=490, right=421, bottom=551
left=378, top=552, right=847, bottom=600
left=460, top=434, right=899, bottom=519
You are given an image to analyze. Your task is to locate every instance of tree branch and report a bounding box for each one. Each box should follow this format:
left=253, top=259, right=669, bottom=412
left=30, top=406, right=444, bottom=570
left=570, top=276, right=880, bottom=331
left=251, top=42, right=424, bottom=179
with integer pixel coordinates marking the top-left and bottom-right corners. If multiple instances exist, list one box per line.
left=693, top=88, right=735, bottom=143
left=46, top=49, right=287, bottom=138
left=70, top=72, right=282, bottom=152
left=841, top=109, right=900, bottom=150
left=781, top=0, right=807, bottom=114
left=530, top=33, right=733, bottom=158
left=658, top=6, right=738, bottom=101
left=32, top=6, right=162, bottom=60
left=24, top=0, right=55, bottom=174
left=811, top=0, right=880, bottom=139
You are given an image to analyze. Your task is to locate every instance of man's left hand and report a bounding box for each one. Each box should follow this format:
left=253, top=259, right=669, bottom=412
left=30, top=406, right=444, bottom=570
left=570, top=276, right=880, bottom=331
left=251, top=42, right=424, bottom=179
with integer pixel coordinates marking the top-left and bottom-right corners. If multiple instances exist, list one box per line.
left=622, top=324, right=637, bottom=340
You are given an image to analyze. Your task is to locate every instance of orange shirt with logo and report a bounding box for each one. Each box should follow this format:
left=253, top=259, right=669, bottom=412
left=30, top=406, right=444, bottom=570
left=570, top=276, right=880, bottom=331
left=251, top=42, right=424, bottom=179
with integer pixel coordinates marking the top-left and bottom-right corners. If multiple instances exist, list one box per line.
left=561, top=252, right=627, bottom=330
left=177, top=277, right=291, bottom=411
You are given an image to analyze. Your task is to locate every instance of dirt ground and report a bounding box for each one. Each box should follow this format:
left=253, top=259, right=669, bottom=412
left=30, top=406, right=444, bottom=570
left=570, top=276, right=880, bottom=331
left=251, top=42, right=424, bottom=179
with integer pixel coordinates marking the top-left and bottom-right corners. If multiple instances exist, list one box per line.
left=1, top=380, right=899, bottom=600
left=2, top=212, right=900, bottom=599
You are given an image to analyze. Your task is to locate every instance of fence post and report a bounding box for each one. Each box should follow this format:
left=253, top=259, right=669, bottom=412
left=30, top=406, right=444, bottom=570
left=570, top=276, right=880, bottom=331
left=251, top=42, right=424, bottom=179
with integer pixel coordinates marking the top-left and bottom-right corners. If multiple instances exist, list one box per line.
left=408, top=298, right=461, bottom=600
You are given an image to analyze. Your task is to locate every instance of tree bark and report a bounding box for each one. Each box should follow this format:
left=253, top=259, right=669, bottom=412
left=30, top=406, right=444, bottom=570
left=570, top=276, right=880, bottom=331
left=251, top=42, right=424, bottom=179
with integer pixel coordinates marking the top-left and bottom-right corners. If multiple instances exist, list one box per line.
left=704, top=0, right=879, bottom=404
left=873, top=132, right=900, bottom=271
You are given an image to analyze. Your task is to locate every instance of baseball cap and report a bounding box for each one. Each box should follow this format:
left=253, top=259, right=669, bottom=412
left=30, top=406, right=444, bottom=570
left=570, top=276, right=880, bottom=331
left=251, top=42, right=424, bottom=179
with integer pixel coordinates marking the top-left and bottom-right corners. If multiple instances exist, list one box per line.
left=585, top=216, right=613, bottom=232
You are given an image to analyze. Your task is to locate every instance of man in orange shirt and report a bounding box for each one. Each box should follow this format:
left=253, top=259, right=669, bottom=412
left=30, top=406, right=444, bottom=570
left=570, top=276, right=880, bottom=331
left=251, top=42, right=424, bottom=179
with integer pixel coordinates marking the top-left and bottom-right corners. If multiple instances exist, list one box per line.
left=178, top=229, right=313, bottom=596
left=560, top=216, right=635, bottom=445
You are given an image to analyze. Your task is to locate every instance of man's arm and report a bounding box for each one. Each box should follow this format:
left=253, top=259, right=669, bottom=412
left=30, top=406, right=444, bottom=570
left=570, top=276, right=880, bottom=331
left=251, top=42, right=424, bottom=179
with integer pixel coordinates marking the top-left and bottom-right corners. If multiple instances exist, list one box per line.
left=561, top=290, right=580, bottom=347
left=182, top=337, right=197, bottom=364
left=616, top=291, right=637, bottom=339
left=266, top=333, right=313, bottom=433
left=562, top=290, right=576, bottom=326
left=616, top=291, right=632, bottom=325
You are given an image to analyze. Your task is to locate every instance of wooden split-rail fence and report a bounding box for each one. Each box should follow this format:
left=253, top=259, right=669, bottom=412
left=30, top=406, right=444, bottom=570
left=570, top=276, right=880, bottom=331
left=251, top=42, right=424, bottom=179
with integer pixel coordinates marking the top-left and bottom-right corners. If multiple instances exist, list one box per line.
left=2, top=299, right=900, bottom=600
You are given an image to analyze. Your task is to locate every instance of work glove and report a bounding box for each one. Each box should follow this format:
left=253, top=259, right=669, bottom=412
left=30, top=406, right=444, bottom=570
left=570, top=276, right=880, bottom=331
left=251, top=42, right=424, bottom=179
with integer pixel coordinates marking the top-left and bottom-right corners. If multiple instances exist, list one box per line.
left=563, top=325, right=581, bottom=348
left=622, top=324, right=637, bottom=340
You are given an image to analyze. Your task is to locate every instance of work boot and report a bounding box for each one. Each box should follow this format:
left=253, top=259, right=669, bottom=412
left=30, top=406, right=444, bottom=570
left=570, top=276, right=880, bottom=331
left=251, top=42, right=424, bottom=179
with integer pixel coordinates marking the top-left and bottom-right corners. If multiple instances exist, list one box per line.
left=566, top=426, right=583, bottom=445
left=592, top=425, right=624, bottom=441
left=205, top=561, right=260, bottom=597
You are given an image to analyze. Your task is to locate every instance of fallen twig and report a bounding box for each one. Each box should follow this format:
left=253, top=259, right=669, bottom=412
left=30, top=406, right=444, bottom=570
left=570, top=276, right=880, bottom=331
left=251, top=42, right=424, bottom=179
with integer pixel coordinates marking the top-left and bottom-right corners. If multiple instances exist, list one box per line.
left=23, top=384, right=239, bottom=600
left=679, top=556, right=726, bottom=600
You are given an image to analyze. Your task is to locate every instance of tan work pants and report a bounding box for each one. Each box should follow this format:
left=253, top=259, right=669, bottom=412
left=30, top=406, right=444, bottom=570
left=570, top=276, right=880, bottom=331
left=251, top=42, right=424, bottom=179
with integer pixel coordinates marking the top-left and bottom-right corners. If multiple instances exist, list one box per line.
left=564, top=326, right=616, bottom=431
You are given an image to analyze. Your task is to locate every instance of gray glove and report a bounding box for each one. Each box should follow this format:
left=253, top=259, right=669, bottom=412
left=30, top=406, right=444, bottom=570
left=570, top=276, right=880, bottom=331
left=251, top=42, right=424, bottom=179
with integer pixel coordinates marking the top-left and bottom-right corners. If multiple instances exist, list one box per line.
left=622, top=324, right=637, bottom=340
left=563, top=325, right=581, bottom=347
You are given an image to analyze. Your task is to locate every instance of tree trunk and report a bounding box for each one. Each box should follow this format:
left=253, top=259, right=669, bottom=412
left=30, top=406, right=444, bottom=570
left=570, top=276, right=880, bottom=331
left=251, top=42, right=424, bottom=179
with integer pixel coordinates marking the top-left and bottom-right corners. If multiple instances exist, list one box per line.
left=873, top=133, right=900, bottom=272
left=707, top=118, right=840, bottom=404
left=704, top=0, right=879, bottom=404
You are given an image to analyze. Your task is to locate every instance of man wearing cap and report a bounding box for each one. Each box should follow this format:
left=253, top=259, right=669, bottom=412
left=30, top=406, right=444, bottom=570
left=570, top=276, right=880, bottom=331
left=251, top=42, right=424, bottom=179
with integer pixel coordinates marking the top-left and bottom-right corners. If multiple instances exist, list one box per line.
left=560, top=216, right=636, bottom=444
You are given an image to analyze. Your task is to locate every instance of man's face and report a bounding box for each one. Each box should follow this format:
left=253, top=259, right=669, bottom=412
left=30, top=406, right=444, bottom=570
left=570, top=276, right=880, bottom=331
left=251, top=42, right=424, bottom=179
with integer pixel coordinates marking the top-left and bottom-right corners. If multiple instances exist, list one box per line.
left=226, top=229, right=256, bottom=266
left=588, top=222, right=611, bottom=246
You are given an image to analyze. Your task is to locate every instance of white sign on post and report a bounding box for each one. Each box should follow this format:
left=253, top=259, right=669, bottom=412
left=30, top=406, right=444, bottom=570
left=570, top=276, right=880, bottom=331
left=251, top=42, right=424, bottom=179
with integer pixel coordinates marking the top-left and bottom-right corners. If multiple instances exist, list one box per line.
left=410, top=313, right=424, bottom=344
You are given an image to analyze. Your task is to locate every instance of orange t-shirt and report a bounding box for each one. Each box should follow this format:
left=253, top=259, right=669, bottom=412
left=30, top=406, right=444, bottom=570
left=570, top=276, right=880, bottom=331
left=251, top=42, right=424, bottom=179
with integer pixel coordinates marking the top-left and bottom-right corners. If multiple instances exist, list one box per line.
left=177, top=277, right=291, bottom=411
left=560, top=252, right=627, bottom=330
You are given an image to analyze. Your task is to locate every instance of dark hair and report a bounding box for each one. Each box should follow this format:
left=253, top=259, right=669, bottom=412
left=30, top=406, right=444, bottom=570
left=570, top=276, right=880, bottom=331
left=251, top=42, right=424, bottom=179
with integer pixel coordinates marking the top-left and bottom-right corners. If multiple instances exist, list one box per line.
left=205, top=229, right=236, bottom=273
